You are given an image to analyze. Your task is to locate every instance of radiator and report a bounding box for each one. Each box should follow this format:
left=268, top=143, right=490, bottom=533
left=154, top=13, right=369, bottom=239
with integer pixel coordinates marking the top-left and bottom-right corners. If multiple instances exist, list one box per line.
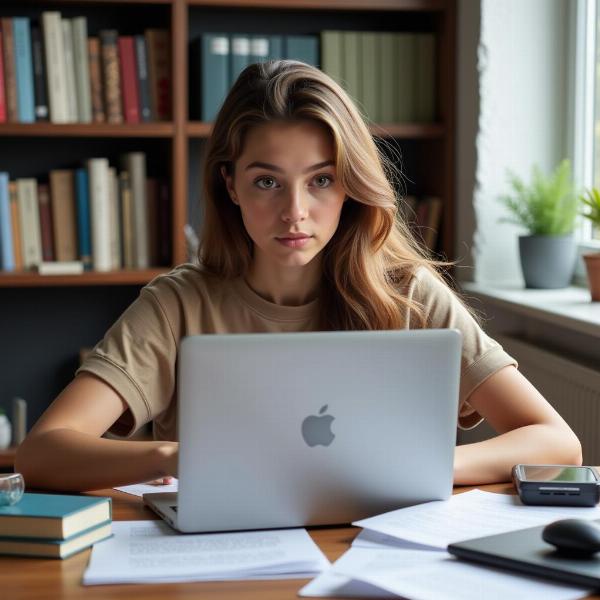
left=496, top=334, right=600, bottom=465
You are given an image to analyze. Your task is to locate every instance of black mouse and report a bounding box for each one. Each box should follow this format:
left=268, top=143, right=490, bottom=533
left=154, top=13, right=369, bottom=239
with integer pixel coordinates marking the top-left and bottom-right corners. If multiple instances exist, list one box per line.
left=542, top=519, right=600, bottom=556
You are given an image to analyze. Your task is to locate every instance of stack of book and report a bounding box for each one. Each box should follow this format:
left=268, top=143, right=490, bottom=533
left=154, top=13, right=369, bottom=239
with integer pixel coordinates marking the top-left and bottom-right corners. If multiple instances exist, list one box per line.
left=0, top=492, right=112, bottom=559
left=0, top=12, right=170, bottom=124
left=190, top=33, right=319, bottom=122
left=0, top=152, right=171, bottom=274
left=189, top=30, right=435, bottom=125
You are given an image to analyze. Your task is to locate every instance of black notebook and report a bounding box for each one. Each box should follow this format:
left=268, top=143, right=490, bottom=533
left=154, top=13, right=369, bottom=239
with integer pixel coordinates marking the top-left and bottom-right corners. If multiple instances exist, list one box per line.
left=448, top=521, right=600, bottom=589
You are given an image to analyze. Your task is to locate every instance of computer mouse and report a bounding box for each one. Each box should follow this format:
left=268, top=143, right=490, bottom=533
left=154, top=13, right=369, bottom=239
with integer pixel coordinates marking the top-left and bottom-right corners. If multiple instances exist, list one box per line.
left=542, top=519, right=600, bottom=556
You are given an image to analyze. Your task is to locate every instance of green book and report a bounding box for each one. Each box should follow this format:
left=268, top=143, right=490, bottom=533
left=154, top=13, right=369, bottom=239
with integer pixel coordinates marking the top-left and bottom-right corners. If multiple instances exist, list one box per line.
left=396, top=33, right=416, bottom=122
left=0, top=492, right=112, bottom=539
left=379, top=32, right=396, bottom=123
left=342, top=31, right=362, bottom=113
left=285, top=35, right=319, bottom=67
left=360, top=31, right=379, bottom=124
left=320, top=31, right=344, bottom=87
left=415, top=33, right=436, bottom=122
left=0, top=520, right=112, bottom=559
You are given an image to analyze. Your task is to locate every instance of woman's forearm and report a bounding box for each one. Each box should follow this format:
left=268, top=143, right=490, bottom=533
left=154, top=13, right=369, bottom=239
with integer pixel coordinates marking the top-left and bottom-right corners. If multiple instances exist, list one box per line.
left=454, top=424, right=583, bottom=486
left=15, top=428, right=178, bottom=492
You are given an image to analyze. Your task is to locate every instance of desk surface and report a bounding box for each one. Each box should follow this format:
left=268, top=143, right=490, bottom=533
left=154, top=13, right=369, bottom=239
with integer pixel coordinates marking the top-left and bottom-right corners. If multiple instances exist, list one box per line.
left=2, top=482, right=599, bottom=600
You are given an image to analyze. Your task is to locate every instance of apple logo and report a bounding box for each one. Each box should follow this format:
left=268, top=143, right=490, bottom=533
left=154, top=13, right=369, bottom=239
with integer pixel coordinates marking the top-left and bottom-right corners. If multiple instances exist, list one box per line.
left=301, top=405, right=335, bottom=447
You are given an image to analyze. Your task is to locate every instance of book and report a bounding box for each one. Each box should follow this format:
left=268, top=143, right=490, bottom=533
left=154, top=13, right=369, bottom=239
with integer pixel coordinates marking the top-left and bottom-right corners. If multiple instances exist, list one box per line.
left=145, top=29, right=171, bottom=120
left=37, top=182, right=55, bottom=262
left=8, top=181, right=23, bottom=270
left=123, top=152, right=149, bottom=268
left=42, top=11, right=70, bottom=124
left=36, top=260, right=84, bottom=276
left=13, top=17, right=35, bottom=123
left=230, top=35, right=250, bottom=87
left=395, top=33, right=416, bottom=122
left=119, top=170, right=134, bottom=269
left=1, top=18, right=18, bottom=122
left=62, top=19, right=78, bottom=121
left=118, top=36, right=140, bottom=123
left=379, top=31, right=396, bottom=123
left=16, top=178, right=42, bottom=269
left=0, top=28, right=6, bottom=122
left=0, top=521, right=111, bottom=559
left=134, top=35, right=152, bottom=122
left=158, top=180, right=170, bottom=266
left=284, top=34, right=319, bottom=67
left=320, top=31, right=343, bottom=88
left=0, top=172, right=14, bottom=271
left=415, top=33, right=436, bottom=122
left=422, top=196, right=443, bottom=250
left=249, top=35, right=268, bottom=69
left=361, top=31, right=379, bottom=123
left=0, top=492, right=111, bottom=540
left=341, top=31, right=362, bottom=108
left=31, top=26, right=49, bottom=121
left=72, top=17, right=92, bottom=123
left=75, top=168, right=92, bottom=269
left=196, top=33, right=229, bottom=122
left=50, top=169, right=77, bottom=261
left=100, top=29, right=123, bottom=123
left=87, top=37, right=105, bottom=123
left=87, top=157, right=112, bottom=271
left=108, top=166, right=122, bottom=269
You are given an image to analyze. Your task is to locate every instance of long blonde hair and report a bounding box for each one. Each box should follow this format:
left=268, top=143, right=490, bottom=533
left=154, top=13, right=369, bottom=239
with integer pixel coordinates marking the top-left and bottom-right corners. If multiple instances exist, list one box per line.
left=200, top=59, right=449, bottom=330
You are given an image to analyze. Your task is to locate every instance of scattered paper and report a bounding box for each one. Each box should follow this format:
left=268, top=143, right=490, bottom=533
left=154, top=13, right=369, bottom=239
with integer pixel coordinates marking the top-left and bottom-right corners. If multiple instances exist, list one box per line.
left=83, top=520, right=329, bottom=585
left=114, top=479, right=179, bottom=497
left=354, top=489, right=600, bottom=549
left=300, top=547, right=591, bottom=600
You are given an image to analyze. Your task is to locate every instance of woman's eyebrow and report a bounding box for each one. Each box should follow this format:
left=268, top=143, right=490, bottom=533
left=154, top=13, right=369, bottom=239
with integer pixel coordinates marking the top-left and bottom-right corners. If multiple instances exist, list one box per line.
left=244, top=160, right=335, bottom=174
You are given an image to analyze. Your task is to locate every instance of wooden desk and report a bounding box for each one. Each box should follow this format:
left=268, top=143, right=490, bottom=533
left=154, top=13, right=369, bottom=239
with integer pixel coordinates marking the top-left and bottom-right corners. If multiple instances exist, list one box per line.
left=1, top=482, right=598, bottom=599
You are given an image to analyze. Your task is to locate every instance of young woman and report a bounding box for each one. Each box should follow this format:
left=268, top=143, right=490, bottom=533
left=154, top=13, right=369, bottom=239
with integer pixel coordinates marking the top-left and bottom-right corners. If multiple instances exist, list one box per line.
left=15, top=60, right=581, bottom=492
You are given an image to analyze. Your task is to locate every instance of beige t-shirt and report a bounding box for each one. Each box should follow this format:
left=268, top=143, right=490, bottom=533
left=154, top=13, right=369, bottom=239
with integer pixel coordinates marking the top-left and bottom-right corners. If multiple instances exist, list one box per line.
left=76, top=263, right=517, bottom=440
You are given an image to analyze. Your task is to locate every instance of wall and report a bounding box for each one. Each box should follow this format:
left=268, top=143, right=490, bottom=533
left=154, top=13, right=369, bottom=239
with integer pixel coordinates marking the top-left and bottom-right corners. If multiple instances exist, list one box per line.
left=456, top=0, right=569, bottom=285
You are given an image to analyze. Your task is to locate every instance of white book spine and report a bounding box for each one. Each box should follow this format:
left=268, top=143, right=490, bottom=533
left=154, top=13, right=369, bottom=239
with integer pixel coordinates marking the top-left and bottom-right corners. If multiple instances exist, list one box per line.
left=72, top=17, right=92, bottom=123
left=61, top=20, right=78, bottom=122
left=126, top=152, right=149, bottom=269
left=16, top=179, right=42, bottom=268
left=41, top=12, right=70, bottom=124
left=108, top=167, right=122, bottom=270
left=87, top=158, right=112, bottom=272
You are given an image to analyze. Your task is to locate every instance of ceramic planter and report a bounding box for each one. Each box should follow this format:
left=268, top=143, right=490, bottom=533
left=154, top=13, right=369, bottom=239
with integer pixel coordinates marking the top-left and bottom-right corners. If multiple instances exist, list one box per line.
left=518, top=234, right=576, bottom=289
left=583, top=252, right=600, bottom=301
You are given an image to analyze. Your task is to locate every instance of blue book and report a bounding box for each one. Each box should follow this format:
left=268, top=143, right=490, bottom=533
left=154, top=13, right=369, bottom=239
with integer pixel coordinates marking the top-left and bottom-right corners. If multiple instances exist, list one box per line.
left=230, top=34, right=250, bottom=87
left=12, top=17, right=35, bottom=123
left=201, top=33, right=230, bottom=122
left=267, top=35, right=284, bottom=62
left=285, top=35, right=319, bottom=67
left=249, top=34, right=268, bottom=67
left=0, top=172, right=14, bottom=271
left=75, top=168, right=92, bottom=269
left=0, top=520, right=112, bottom=559
left=134, top=35, right=152, bottom=122
left=0, top=493, right=112, bottom=540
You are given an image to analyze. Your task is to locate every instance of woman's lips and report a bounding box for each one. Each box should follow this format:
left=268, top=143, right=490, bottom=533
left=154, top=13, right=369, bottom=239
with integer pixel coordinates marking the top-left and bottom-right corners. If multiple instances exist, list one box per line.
left=276, top=236, right=312, bottom=248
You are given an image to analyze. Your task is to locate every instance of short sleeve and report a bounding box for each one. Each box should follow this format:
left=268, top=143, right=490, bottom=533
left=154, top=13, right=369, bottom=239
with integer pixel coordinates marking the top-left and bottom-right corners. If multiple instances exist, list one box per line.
left=75, top=286, right=177, bottom=438
left=409, top=268, right=518, bottom=430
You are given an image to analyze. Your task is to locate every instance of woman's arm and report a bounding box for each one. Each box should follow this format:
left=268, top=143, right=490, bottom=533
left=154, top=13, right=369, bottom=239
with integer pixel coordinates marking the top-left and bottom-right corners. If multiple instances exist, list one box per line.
left=15, top=373, right=178, bottom=492
left=453, top=365, right=582, bottom=485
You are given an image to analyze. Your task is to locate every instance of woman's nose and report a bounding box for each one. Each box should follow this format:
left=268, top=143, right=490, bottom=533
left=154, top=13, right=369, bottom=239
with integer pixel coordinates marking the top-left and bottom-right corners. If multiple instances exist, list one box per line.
left=281, top=187, right=309, bottom=222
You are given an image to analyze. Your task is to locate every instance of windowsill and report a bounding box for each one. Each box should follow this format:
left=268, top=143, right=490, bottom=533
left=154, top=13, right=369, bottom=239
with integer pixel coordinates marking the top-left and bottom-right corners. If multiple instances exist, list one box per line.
left=461, top=282, right=600, bottom=338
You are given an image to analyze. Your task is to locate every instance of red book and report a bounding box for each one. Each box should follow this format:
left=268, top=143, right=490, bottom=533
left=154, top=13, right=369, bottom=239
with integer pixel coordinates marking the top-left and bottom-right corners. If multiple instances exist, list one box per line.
left=0, top=29, right=6, bottom=122
left=38, top=183, right=55, bottom=262
left=118, top=36, right=140, bottom=123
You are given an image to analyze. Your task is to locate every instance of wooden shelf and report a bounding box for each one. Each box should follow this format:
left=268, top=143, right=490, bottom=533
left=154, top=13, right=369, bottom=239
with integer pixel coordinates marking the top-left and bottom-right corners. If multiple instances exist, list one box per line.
left=0, top=269, right=169, bottom=287
left=19, top=0, right=173, bottom=5
left=0, top=123, right=175, bottom=138
left=185, top=0, right=446, bottom=11
left=187, top=121, right=445, bottom=139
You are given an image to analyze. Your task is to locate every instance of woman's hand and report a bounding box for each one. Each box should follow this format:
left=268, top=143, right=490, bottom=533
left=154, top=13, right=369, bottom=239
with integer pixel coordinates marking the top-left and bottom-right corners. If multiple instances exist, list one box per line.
left=155, top=441, right=179, bottom=479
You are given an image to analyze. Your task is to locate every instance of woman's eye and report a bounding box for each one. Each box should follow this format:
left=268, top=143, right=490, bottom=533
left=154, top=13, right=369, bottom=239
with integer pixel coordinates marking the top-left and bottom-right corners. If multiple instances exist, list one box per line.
left=255, top=176, right=278, bottom=190
left=313, top=174, right=334, bottom=188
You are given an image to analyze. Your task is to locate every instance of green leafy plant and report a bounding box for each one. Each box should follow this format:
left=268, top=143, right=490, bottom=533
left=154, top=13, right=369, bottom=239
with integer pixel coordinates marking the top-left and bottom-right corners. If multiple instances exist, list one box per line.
left=498, top=159, right=578, bottom=235
left=580, top=187, right=600, bottom=230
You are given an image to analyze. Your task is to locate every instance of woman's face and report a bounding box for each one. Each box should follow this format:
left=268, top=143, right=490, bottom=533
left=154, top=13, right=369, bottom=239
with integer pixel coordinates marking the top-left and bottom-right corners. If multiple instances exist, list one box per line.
left=221, top=120, right=347, bottom=269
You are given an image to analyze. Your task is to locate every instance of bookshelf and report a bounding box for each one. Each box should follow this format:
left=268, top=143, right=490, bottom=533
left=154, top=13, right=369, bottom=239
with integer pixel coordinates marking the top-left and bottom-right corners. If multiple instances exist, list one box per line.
left=0, top=0, right=456, bottom=425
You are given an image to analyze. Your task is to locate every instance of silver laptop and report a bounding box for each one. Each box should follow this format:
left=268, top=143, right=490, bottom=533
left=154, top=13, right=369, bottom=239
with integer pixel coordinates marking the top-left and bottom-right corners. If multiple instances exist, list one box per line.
left=144, top=329, right=462, bottom=533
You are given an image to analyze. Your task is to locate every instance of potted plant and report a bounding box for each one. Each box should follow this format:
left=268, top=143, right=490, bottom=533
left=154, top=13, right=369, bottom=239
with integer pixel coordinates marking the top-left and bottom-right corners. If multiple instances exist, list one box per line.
left=579, top=187, right=600, bottom=301
left=498, top=159, right=578, bottom=289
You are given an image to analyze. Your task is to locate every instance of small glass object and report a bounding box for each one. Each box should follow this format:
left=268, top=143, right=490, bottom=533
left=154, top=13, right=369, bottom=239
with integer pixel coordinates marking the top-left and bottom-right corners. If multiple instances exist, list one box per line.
left=0, top=473, right=24, bottom=506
